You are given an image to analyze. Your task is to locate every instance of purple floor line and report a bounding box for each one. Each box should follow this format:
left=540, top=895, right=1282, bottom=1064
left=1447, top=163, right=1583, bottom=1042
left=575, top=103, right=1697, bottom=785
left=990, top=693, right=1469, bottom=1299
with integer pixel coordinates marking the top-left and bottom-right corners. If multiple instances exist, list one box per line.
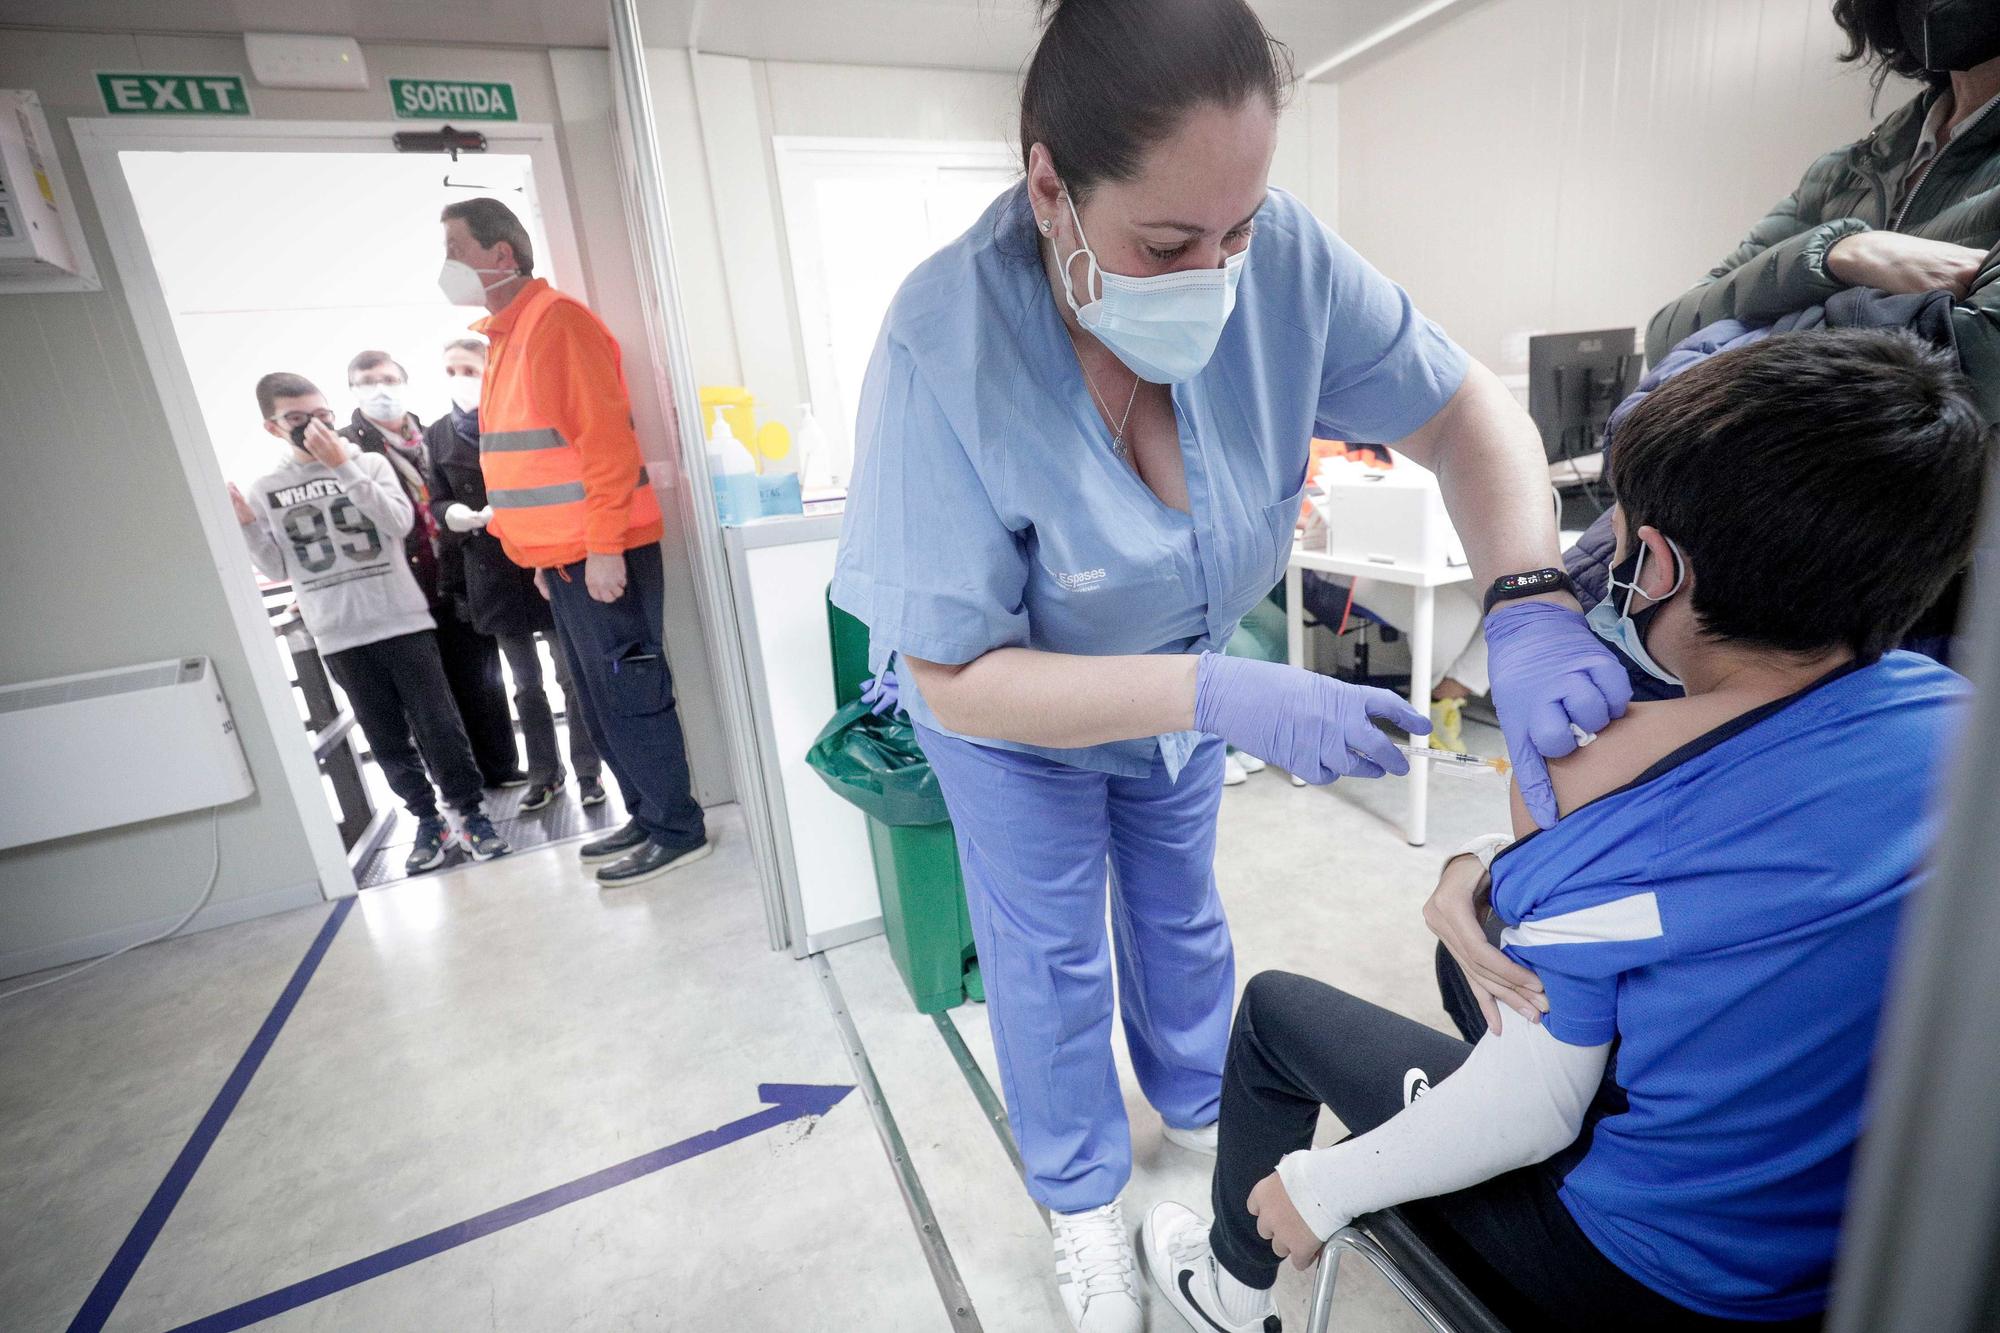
left=166, top=1082, right=854, bottom=1332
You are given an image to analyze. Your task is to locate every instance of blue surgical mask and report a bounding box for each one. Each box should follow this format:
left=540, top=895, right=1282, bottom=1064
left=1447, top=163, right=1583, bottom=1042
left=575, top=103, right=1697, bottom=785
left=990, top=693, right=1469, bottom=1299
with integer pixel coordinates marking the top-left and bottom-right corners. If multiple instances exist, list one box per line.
left=1054, top=187, right=1247, bottom=384
left=1586, top=536, right=1687, bottom=687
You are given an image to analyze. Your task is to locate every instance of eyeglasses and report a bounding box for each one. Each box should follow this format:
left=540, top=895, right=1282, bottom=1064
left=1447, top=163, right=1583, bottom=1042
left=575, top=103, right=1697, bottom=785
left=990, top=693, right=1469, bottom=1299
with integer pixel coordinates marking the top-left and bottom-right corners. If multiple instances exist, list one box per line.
left=350, top=375, right=406, bottom=388
left=271, top=408, right=337, bottom=429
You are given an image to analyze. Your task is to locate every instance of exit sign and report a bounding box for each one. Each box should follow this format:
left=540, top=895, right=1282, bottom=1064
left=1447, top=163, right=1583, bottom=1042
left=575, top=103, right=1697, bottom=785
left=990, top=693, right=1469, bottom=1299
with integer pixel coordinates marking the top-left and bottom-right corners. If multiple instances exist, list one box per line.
left=390, top=79, right=517, bottom=121
left=96, top=72, right=252, bottom=117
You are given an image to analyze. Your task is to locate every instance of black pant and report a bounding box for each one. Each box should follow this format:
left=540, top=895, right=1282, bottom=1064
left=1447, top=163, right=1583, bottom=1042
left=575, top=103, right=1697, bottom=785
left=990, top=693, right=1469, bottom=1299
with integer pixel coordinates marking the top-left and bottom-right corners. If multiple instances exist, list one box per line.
left=1209, top=970, right=1825, bottom=1333
left=495, top=629, right=602, bottom=787
left=434, top=609, right=522, bottom=785
left=545, top=541, right=704, bottom=851
left=323, top=630, right=486, bottom=821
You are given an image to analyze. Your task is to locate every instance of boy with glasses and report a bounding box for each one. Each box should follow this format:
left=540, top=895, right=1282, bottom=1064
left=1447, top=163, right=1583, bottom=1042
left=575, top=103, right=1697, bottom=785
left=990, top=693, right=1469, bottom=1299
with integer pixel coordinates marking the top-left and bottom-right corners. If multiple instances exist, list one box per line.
left=231, top=371, right=510, bottom=873
left=341, top=349, right=524, bottom=790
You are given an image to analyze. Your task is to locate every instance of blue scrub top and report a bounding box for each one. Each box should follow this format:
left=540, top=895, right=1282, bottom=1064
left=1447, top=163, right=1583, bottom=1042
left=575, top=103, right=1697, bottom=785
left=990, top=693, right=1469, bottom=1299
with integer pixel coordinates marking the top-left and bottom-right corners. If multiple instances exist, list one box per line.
left=832, top=183, right=1468, bottom=777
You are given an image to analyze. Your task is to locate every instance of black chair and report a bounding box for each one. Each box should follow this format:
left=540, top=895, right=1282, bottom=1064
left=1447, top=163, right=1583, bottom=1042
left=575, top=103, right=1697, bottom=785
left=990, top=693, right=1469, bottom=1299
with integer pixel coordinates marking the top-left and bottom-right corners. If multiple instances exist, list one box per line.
left=1305, top=1208, right=1512, bottom=1333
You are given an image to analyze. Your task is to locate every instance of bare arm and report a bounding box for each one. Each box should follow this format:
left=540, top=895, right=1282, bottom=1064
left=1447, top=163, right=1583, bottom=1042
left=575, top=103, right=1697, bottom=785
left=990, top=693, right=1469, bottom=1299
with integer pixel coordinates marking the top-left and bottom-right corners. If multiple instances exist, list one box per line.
left=905, top=650, right=1199, bottom=749
left=1394, top=361, right=1567, bottom=601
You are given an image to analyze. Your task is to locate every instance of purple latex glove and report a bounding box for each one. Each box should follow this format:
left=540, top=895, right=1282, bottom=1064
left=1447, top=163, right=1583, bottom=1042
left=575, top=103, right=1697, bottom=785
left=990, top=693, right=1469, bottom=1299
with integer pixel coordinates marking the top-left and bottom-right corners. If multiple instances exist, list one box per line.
left=860, top=669, right=901, bottom=717
left=1193, top=653, right=1430, bottom=784
left=1483, top=600, right=1633, bottom=829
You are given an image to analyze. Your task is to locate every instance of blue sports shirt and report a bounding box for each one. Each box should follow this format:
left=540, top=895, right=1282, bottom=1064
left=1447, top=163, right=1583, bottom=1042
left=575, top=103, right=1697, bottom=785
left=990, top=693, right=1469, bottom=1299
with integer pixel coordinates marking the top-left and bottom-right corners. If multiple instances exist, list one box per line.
left=832, top=183, right=1467, bottom=777
left=1492, top=652, right=1969, bottom=1320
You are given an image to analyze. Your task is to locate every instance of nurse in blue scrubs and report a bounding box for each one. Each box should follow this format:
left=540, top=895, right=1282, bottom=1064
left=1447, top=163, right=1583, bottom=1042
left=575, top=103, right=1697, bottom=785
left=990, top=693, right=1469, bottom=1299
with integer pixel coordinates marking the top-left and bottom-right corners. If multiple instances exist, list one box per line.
left=832, top=3, right=1632, bottom=1327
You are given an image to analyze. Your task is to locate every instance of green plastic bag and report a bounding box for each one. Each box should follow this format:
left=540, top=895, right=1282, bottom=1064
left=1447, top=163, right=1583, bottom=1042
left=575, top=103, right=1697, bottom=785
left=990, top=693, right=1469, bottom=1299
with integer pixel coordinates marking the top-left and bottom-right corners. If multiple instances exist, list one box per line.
left=806, top=698, right=951, bottom=827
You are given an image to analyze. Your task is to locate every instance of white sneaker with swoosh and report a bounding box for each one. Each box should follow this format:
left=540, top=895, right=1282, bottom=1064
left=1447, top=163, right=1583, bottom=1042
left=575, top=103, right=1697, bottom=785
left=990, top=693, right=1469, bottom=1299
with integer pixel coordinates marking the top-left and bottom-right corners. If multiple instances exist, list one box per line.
left=1142, top=1200, right=1280, bottom=1332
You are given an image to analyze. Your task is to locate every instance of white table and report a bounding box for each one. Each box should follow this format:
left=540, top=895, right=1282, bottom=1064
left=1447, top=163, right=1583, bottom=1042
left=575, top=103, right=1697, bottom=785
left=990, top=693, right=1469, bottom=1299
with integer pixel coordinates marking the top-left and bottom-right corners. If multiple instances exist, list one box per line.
left=1284, top=538, right=1474, bottom=846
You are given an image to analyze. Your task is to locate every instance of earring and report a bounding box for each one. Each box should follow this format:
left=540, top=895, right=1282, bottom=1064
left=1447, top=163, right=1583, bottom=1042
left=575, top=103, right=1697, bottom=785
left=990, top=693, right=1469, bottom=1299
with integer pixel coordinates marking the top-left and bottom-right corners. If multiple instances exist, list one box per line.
left=1039, top=218, right=1052, bottom=235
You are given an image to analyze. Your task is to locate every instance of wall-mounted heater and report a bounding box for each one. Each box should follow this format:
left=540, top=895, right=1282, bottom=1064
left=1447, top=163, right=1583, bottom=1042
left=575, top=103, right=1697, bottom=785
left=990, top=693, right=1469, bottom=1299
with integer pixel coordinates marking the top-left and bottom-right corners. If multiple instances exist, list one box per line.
left=0, top=656, right=254, bottom=851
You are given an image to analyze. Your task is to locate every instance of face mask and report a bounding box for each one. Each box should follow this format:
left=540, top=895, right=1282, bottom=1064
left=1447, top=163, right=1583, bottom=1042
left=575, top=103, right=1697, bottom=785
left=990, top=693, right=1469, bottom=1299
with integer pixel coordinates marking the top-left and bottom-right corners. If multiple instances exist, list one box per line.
left=1585, top=535, right=1688, bottom=687
left=1053, top=187, right=1247, bottom=384
left=356, top=385, right=405, bottom=422
left=448, top=376, right=482, bottom=414
left=438, top=259, right=514, bottom=307
left=288, top=421, right=311, bottom=451
left=1899, top=0, right=2000, bottom=73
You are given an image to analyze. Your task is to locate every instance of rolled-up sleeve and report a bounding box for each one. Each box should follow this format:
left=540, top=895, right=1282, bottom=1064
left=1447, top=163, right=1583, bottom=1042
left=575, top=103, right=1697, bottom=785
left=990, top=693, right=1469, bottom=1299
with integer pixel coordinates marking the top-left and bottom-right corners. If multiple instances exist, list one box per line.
left=1314, top=225, right=1469, bottom=444
left=832, top=335, right=1029, bottom=665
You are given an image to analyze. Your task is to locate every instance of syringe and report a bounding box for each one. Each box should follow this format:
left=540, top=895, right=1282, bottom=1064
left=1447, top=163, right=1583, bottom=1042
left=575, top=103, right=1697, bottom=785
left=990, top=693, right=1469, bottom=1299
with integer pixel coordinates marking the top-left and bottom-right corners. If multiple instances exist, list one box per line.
left=1392, top=743, right=1511, bottom=778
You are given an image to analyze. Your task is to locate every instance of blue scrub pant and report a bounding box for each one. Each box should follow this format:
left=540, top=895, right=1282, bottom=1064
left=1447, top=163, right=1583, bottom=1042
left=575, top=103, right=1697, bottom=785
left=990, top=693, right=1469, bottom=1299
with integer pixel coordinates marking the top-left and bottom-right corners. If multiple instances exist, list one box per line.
left=916, top=725, right=1235, bottom=1214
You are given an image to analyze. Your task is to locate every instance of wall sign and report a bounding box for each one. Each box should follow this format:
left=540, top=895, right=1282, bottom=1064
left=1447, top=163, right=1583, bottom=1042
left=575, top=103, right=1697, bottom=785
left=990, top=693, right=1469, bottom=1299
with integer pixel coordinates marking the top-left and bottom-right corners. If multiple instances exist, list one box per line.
left=389, top=79, right=518, bottom=122
left=96, top=73, right=252, bottom=116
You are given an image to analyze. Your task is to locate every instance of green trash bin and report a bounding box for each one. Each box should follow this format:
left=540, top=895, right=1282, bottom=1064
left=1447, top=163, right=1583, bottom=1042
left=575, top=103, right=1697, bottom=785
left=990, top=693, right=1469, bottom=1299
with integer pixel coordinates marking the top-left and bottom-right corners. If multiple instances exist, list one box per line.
left=816, top=593, right=982, bottom=1014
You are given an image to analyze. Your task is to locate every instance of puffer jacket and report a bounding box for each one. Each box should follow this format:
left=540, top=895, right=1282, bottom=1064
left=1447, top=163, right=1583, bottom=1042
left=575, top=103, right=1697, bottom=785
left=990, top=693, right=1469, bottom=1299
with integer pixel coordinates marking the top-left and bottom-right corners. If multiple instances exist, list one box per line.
left=1647, top=86, right=2000, bottom=423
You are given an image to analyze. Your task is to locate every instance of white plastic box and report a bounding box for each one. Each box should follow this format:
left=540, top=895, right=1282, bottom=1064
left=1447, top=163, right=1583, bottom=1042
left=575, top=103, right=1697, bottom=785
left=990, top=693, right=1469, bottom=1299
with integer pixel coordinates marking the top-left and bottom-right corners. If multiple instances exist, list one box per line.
left=1314, top=454, right=1468, bottom=570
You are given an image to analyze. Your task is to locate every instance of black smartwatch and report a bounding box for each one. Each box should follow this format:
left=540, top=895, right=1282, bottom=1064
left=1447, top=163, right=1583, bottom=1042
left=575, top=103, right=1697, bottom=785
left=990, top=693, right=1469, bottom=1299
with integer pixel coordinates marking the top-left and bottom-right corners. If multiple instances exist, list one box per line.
left=1482, top=567, right=1575, bottom=614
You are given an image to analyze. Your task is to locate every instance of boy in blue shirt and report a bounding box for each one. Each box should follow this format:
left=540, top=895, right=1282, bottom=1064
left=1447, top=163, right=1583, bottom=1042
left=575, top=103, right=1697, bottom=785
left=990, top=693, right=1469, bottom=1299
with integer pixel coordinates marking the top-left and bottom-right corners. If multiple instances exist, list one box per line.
left=1144, top=329, right=1988, bottom=1332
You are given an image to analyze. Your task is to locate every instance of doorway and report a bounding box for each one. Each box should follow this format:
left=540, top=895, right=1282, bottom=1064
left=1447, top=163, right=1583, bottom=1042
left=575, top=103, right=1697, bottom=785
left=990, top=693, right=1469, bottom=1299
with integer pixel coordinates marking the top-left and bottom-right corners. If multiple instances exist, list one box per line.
left=73, top=117, right=614, bottom=894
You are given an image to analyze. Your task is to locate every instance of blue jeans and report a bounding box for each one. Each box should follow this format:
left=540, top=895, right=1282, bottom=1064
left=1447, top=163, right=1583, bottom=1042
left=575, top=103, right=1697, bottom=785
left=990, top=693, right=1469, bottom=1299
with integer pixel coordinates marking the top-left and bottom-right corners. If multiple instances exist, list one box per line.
left=916, top=726, right=1234, bottom=1213
left=545, top=542, right=705, bottom=851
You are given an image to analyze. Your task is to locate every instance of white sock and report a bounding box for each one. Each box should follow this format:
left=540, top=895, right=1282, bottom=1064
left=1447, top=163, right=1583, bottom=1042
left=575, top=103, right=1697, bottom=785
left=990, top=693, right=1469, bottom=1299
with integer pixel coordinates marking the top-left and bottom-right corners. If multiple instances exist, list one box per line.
left=1212, top=1257, right=1275, bottom=1322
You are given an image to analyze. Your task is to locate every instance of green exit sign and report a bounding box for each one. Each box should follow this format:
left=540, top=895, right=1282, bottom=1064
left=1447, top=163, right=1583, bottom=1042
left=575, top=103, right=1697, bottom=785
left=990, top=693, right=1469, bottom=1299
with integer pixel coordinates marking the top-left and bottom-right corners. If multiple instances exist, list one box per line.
left=390, top=79, right=517, bottom=122
left=97, top=72, right=252, bottom=116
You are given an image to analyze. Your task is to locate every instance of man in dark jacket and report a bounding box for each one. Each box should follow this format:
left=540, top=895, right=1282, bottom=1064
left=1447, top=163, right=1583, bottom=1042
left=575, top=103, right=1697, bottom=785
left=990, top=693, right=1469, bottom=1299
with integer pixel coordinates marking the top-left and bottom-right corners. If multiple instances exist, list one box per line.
left=425, top=337, right=608, bottom=813
left=341, top=348, right=525, bottom=788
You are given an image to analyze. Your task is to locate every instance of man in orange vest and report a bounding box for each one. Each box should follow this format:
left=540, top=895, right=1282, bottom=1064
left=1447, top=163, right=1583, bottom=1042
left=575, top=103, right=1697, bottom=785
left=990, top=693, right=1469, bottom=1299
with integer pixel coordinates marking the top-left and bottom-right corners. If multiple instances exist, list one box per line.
left=439, top=198, right=709, bottom=887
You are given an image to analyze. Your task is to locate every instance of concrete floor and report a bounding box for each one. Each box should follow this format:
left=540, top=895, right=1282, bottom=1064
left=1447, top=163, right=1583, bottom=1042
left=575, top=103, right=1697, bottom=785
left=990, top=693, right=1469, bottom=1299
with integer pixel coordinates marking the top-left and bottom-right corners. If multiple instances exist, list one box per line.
left=0, top=724, right=1512, bottom=1332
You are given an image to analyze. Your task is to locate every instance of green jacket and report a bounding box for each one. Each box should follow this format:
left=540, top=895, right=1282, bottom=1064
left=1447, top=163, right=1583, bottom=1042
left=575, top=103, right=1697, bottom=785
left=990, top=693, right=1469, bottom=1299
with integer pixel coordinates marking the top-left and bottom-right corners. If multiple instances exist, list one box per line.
left=1648, top=88, right=2000, bottom=421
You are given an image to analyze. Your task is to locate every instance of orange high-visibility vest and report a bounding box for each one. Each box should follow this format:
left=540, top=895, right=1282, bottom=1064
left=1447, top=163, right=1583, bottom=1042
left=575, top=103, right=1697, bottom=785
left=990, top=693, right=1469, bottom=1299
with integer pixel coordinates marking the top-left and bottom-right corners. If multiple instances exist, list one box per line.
left=474, top=278, right=664, bottom=569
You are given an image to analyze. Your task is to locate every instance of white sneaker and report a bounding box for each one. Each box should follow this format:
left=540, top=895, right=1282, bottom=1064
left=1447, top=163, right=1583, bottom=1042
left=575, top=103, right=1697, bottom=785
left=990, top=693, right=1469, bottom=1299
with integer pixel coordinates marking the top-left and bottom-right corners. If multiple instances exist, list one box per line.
left=1053, top=1198, right=1143, bottom=1333
left=1235, top=752, right=1267, bottom=775
left=1162, top=1119, right=1219, bottom=1155
left=1223, top=754, right=1250, bottom=786
left=1143, top=1200, right=1277, bottom=1332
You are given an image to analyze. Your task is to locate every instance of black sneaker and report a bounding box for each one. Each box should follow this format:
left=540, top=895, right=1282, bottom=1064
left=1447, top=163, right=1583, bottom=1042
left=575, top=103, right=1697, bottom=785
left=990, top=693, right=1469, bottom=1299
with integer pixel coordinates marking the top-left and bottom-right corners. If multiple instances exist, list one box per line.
left=579, top=818, right=648, bottom=864
left=460, top=813, right=512, bottom=861
left=578, top=776, right=607, bottom=807
left=405, top=816, right=450, bottom=874
left=518, top=780, right=561, bottom=812
left=486, top=771, right=530, bottom=789
left=595, top=838, right=715, bottom=889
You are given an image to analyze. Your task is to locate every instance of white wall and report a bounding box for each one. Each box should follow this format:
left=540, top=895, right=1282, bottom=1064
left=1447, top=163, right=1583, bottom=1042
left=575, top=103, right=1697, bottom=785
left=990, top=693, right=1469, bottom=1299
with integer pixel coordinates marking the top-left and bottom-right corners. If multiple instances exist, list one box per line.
left=643, top=50, right=1336, bottom=438
left=0, top=29, right=730, bottom=977
left=1329, top=0, right=1912, bottom=373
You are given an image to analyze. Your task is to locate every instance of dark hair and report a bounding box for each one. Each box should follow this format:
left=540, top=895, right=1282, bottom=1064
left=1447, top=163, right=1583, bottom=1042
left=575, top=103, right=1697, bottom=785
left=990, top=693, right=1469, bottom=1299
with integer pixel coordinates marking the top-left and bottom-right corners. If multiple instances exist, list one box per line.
left=1019, top=0, right=1293, bottom=197
left=346, top=349, right=407, bottom=383
left=1832, top=0, right=1949, bottom=95
left=440, top=197, right=535, bottom=275
left=443, top=336, right=488, bottom=359
left=1611, top=328, right=1988, bottom=661
left=255, top=371, right=320, bottom=418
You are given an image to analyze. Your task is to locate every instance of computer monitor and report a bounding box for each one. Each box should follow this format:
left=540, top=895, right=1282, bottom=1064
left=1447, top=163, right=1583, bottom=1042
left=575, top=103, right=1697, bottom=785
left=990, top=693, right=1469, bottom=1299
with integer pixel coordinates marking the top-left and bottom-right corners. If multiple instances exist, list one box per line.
left=1529, top=329, right=1641, bottom=463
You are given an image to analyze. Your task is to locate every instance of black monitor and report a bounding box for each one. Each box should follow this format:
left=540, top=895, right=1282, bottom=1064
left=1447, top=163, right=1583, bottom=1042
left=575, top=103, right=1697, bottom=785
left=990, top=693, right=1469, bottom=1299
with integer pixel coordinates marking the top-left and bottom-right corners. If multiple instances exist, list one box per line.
left=1529, top=329, right=1641, bottom=463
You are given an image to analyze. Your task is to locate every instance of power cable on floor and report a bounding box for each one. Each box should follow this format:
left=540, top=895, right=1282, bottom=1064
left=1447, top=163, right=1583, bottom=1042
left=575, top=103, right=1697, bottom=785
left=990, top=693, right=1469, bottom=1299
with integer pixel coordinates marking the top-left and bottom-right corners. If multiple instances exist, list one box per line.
left=0, top=805, right=223, bottom=1001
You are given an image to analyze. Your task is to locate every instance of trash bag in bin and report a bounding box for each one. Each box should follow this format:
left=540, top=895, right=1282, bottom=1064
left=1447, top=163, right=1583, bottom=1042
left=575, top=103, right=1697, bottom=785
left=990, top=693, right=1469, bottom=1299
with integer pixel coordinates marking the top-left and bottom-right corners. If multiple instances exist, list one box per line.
left=806, top=697, right=950, bottom=827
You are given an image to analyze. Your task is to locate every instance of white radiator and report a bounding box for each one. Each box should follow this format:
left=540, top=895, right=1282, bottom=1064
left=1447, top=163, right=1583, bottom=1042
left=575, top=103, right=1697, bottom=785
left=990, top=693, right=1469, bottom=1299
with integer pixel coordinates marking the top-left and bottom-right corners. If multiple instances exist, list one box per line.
left=0, top=656, right=255, bottom=851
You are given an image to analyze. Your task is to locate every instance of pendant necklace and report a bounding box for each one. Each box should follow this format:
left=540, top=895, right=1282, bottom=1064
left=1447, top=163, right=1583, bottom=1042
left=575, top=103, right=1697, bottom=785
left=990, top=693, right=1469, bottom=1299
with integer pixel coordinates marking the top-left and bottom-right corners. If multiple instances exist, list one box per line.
left=1070, top=333, right=1142, bottom=462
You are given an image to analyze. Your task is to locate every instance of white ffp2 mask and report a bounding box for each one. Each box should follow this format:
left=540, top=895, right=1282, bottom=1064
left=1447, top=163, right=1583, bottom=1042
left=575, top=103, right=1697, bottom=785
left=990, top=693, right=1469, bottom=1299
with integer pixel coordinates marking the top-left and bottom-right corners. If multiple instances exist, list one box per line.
left=438, top=259, right=513, bottom=307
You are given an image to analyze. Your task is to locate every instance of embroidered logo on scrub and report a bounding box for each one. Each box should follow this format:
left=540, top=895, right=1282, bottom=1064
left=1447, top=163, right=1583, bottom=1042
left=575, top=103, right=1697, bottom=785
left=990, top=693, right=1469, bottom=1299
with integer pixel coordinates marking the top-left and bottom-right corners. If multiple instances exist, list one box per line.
left=1054, top=568, right=1108, bottom=591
